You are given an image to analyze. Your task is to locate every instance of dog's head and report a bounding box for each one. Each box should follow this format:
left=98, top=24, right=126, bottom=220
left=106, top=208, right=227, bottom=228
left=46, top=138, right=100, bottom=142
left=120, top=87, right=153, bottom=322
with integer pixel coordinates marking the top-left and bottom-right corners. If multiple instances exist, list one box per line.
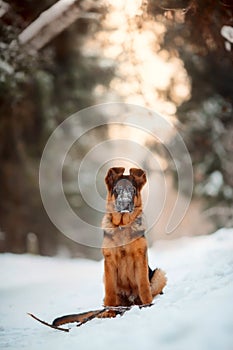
left=105, top=167, right=146, bottom=213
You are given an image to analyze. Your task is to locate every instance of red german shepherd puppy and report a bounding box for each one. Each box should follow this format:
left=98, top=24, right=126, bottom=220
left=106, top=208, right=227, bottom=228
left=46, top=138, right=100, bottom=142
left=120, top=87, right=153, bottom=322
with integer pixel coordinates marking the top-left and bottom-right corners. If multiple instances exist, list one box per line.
left=102, top=167, right=167, bottom=308
left=31, top=167, right=167, bottom=328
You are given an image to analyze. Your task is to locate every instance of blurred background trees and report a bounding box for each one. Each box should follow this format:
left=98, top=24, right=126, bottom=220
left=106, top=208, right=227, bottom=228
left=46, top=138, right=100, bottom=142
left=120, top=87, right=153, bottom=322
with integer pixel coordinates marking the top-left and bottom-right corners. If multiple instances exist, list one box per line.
left=0, top=0, right=110, bottom=257
left=0, top=0, right=232, bottom=257
left=149, top=0, right=233, bottom=229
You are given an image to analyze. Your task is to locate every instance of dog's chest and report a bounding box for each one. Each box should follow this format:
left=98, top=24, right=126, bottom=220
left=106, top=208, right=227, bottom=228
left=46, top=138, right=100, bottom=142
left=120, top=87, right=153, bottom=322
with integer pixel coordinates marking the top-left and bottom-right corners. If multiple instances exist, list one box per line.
left=112, top=227, right=133, bottom=246
left=114, top=244, right=137, bottom=290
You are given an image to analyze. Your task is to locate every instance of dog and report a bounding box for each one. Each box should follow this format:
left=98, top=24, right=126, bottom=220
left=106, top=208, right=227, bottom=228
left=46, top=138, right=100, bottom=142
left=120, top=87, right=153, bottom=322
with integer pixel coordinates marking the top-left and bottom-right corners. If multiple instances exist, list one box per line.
left=33, top=167, right=167, bottom=328
left=102, top=167, right=167, bottom=308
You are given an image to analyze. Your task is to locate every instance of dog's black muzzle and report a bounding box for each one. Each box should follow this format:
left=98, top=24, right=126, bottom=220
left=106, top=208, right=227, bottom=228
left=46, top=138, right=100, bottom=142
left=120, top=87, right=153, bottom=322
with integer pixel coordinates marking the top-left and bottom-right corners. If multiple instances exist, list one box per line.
left=113, top=179, right=136, bottom=213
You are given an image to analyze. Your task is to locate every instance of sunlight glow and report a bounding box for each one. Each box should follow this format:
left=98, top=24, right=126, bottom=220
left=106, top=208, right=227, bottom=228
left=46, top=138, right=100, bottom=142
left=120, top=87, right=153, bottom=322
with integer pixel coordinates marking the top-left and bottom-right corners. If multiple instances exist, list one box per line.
left=86, top=0, right=191, bottom=144
left=107, top=0, right=144, bottom=18
left=95, top=0, right=191, bottom=115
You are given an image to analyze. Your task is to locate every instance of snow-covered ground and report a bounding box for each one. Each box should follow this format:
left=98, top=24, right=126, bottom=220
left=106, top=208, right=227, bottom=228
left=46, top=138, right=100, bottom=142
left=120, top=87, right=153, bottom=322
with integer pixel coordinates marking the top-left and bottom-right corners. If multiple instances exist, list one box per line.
left=1, top=228, right=233, bottom=350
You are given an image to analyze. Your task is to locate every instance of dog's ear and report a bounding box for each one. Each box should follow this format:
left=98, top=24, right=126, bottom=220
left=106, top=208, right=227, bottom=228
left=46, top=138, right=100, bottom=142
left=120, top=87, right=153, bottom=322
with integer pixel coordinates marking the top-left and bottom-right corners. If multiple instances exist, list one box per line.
left=105, top=167, right=125, bottom=191
left=130, top=168, right=147, bottom=190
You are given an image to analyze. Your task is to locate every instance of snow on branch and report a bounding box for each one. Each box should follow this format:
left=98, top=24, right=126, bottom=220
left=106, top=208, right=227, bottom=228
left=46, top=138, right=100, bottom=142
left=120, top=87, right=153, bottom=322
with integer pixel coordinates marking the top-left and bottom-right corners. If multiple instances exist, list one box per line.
left=18, top=0, right=102, bottom=51
left=220, top=25, right=233, bottom=52
left=0, top=0, right=10, bottom=18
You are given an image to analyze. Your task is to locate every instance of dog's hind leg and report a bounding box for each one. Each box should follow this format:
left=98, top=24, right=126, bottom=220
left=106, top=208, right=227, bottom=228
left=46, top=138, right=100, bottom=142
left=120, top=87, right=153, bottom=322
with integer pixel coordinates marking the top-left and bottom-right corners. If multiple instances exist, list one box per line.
left=149, top=268, right=167, bottom=298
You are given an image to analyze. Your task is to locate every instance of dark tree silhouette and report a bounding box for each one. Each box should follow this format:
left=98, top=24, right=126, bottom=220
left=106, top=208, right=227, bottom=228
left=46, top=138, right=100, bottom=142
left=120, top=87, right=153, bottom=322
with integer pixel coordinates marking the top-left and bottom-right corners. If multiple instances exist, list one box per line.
left=0, top=0, right=109, bottom=256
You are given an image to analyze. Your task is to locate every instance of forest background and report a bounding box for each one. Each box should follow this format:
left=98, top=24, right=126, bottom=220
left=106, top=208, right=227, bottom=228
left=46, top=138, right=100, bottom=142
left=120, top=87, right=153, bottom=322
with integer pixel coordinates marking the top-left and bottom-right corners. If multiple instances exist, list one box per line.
left=0, top=0, right=232, bottom=259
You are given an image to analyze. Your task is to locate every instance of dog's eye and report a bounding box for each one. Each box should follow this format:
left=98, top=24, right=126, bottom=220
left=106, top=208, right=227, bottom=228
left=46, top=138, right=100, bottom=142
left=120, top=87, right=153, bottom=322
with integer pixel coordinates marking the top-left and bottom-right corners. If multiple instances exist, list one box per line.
left=113, top=187, right=117, bottom=195
left=126, top=185, right=135, bottom=193
left=132, top=187, right=136, bottom=195
left=113, top=186, right=121, bottom=195
left=125, top=185, right=136, bottom=195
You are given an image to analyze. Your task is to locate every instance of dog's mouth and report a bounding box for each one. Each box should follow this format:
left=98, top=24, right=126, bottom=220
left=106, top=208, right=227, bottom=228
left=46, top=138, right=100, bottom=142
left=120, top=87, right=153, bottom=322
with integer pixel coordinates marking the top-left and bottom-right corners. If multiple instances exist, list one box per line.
left=120, top=209, right=131, bottom=213
left=113, top=179, right=136, bottom=213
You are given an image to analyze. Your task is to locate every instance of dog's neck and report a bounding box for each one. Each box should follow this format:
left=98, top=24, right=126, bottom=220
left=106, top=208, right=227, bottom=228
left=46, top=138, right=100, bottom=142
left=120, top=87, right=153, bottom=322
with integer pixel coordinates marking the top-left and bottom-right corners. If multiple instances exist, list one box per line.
left=102, top=210, right=146, bottom=231
left=102, top=211, right=146, bottom=246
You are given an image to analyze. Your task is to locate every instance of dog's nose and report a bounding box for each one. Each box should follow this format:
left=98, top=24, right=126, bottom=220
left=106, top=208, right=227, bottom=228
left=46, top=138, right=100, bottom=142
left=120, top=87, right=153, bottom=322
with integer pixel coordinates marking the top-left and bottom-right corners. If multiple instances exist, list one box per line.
left=123, top=203, right=131, bottom=211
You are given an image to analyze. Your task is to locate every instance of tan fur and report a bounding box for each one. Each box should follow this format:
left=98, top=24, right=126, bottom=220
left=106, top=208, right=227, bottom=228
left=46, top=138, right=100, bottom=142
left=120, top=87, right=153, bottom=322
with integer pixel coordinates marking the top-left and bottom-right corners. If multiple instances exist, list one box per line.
left=102, top=167, right=167, bottom=309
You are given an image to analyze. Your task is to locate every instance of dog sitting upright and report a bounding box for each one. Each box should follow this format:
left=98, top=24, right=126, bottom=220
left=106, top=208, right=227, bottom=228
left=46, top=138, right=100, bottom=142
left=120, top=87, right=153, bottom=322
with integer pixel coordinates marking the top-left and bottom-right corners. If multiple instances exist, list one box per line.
left=102, top=167, right=167, bottom=308
left=30, top=167, right=167, bottom=328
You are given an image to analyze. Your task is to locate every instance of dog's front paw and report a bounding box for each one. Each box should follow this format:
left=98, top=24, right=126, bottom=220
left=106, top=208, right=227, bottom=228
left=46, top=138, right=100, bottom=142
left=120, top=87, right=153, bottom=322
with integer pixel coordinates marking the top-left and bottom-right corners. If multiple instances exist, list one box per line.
left=98, top=310, right=117, bottom=318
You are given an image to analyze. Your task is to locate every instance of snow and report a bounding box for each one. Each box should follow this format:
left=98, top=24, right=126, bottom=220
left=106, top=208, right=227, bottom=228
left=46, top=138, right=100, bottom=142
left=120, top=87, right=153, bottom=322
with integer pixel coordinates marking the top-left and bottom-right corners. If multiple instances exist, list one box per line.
left=19, top=0, right=77, bottom=44
left=221, top=25, right=233, bottom=52
left=1, top=228, right=233, bottom=350
left=221, top=26, right=233, bottom=44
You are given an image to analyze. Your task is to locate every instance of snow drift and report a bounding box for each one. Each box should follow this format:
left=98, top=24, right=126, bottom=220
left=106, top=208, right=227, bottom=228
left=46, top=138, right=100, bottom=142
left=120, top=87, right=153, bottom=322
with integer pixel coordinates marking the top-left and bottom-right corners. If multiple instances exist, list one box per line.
left=0, top=228, right=233, bottom=350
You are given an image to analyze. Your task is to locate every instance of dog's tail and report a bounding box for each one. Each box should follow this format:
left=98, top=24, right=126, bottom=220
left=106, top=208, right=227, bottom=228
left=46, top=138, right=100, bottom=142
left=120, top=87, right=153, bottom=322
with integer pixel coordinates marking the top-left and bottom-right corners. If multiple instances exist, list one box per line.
left=150, top=268, right=167, bottom=297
